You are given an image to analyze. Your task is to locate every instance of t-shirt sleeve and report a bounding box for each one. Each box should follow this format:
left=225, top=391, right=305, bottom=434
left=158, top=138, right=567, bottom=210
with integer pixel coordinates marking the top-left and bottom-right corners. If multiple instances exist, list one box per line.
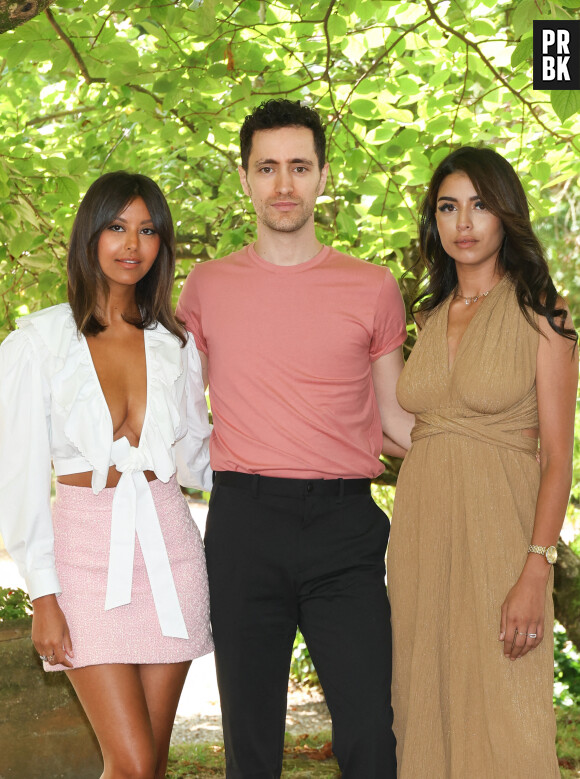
left=176, top=267, right=208, bottom=354
left=370, top=268, right=407, bottom=361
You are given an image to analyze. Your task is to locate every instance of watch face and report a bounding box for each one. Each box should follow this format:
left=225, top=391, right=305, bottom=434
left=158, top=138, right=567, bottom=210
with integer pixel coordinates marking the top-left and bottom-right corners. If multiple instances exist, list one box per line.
left=546, top=546, right=558, bottom=564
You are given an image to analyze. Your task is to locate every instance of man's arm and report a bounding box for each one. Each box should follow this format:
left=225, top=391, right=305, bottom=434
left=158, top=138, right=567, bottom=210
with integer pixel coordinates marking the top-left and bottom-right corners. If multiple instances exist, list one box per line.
left=371, top=348, right=414, bottom=455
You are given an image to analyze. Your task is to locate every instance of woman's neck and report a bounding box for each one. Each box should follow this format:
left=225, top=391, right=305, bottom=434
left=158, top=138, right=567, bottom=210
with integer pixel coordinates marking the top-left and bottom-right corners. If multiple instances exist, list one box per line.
left=454, top=264, right=503, bottom=299
left=96, top=287, right=140, bottom=327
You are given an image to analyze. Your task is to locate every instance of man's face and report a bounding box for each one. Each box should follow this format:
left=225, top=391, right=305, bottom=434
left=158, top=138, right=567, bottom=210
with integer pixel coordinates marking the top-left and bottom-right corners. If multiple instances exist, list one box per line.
left=238, top=126, right=328, bottom=234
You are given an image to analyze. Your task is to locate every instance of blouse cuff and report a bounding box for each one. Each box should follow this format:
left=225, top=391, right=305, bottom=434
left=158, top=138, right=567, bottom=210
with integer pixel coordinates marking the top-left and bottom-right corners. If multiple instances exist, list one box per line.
left=26, top=568, right=62, bottom=602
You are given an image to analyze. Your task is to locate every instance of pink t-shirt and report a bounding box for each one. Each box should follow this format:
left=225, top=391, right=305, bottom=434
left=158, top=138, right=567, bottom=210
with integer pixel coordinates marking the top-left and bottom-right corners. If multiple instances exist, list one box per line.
left=177, top=244, right=406, bottom=479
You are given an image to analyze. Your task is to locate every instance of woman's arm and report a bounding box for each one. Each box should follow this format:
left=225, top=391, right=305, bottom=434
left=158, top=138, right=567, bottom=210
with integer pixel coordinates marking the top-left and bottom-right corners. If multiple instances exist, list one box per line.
left=500, top=303, right=578, bottom=659
left=381, top=433, right=408, bottom=458
left=0, top=328, right=73, bottom=666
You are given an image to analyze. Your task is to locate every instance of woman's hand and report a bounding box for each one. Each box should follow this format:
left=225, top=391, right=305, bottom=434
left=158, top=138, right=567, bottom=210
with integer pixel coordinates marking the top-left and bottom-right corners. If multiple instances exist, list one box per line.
left=499, top=562, right=549, bottom=660
left=31, top=594, right=74, bottom=668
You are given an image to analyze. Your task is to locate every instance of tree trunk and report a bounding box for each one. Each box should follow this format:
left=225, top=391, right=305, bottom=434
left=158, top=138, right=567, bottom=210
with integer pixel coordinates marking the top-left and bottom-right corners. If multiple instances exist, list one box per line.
left=0, top=0, right=55, bottom=34
left=554, top=538, right=580, bottom=650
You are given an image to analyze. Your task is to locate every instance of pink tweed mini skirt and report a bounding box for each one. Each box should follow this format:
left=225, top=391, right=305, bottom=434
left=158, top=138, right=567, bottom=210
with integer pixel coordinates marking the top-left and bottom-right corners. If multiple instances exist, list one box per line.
left=45, top=476, right=213, bottom=672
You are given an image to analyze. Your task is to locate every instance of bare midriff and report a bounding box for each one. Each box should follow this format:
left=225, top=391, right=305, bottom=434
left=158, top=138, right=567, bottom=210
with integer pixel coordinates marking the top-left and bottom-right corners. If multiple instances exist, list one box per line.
left=57, top=466, right=157, bottom=489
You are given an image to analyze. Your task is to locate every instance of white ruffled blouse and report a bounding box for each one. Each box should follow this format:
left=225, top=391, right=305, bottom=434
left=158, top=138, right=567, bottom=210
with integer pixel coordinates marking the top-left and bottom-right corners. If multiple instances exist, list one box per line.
left=0, top=304, right=212, bottom=637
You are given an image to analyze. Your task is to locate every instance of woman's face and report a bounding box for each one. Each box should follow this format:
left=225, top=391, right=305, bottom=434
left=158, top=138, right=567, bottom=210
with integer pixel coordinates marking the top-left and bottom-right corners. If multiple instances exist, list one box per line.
left=435, top=172, right=504, bottom=271
left=97, top=196, right=160, bottom=292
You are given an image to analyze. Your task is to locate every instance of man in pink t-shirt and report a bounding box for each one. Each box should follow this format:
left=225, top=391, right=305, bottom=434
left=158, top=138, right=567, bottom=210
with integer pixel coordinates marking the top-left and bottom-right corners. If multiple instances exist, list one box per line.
left=177, top=100, right=413, bottom=779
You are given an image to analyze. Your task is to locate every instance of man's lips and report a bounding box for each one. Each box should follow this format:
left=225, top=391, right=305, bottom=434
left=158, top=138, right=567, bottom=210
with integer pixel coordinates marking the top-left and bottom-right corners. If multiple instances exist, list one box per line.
left=271, top=201, right=299, bottom=211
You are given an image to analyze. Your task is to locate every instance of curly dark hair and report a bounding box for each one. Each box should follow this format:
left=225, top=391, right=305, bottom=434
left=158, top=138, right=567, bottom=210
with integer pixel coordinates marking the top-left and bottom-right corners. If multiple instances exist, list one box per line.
left=413, top=146, right=576, bottom=343
left=67, top=171, right=186, bottom=346
left=239, top=99, right=326, bottom=171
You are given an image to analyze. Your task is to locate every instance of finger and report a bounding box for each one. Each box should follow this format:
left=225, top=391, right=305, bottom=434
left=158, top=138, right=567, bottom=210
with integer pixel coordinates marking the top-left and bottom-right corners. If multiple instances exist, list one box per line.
left=35, top=643, right=54, bottom=660
left=523, top=625, right=542, bottom=653
left=63, top=627, right=74, bottom=658
left=52, top=640, right=73, bottom=668
left=38, top=647, right=57, bottom=663
left=507, top=627, right=527, bottom=660
left=519, top=632, right=536, bottom=658
left=503, top=623, right=518, bottom=657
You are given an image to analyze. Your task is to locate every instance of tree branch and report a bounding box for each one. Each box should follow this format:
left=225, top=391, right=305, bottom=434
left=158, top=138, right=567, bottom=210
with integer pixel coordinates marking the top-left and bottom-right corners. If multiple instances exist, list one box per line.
left=425, top=0, right=580, bottom=153
left=0, top=0, right=55, bottom=34
left=45, top=7, right=105, bottom=84
left=26, top=106, right=95, bottom=128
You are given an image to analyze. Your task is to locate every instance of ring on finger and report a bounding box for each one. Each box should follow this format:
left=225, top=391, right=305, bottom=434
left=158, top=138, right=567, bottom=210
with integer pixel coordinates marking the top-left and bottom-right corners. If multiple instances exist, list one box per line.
left=528, top=633, right=537, bottom=639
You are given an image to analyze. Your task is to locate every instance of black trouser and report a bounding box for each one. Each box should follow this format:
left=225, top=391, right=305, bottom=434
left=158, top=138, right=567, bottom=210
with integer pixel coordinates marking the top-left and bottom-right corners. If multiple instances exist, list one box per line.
left=204, top=471, right=397, bottom=779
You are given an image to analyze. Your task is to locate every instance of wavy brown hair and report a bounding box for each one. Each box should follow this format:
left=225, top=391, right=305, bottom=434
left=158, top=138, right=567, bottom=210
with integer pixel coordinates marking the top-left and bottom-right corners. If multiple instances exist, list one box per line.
left=67, top=171, right=186, bottom=346
left=413, top=146, right=576, bottom=343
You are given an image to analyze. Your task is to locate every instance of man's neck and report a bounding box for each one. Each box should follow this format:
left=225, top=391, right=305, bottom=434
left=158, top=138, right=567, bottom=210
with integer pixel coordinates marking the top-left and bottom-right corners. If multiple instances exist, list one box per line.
left=253, top=223, right=323, bottom=267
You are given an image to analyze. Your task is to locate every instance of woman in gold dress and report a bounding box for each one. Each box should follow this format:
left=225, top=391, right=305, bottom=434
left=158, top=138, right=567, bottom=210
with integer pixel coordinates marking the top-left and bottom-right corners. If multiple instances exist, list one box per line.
left=388, top=147, right=577, bottom=777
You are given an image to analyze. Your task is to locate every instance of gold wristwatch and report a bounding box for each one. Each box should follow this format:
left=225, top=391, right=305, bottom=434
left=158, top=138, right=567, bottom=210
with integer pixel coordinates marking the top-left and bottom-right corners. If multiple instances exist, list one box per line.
left=528, top=544, right=558, bottom=564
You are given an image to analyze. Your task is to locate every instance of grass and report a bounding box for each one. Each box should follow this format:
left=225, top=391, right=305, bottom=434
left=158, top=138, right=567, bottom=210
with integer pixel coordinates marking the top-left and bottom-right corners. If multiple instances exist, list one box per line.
left=167, top=732, right=338, bottom=778
left=166, top=707, right=580, bottom=778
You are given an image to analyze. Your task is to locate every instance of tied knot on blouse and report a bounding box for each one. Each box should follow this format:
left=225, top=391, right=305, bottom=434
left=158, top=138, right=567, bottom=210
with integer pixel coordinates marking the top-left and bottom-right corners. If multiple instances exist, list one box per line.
left=106, top=436, right=189, bottom=639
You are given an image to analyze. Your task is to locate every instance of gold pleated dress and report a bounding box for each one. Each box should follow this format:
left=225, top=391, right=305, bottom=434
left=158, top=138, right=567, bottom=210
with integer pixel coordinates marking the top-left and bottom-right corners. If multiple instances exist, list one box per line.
left=388, top=276, right=559, bottom=778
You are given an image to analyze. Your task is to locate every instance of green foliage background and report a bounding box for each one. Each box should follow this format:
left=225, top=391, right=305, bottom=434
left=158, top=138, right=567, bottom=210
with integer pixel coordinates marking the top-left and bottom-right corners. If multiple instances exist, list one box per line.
left=1, top=0, right=579, bottom=339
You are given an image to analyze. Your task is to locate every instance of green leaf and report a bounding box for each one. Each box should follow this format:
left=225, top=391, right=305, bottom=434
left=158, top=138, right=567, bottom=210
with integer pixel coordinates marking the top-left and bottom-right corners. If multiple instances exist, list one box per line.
left=132, top=90, right=158, bottom=113
left=395, top=76, right=420, bottom=96
left=9, top=232, right=32, bottom=258
left=350, top=99, right=378, bottom=119
left=531, top=161, right=551, bottom=182
left=336, top=209, right=358, bottom=240
left=389, top=231, right=411, bottom=248
left=327, top=14, right=348, bottom=39
left=511, top=37, right=533, bottom=68
left=512, top=0, right=541, bottom=39
left=57, top=177, right=80, bottom=205
left=550, top=91, right=580, bottom=123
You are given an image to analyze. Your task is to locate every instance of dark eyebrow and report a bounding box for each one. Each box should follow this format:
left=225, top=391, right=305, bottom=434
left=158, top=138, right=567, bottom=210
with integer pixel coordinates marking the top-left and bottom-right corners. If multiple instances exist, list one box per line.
left=437, top=195, right=480, bottom=203
left=254, top=157, right=314, bottom=167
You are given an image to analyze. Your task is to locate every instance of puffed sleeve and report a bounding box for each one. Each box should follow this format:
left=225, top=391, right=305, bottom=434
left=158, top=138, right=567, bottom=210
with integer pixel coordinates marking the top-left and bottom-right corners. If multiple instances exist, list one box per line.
left=0, top=329, right=61, bottom=600
left=174, top=335, right=213, bottom=492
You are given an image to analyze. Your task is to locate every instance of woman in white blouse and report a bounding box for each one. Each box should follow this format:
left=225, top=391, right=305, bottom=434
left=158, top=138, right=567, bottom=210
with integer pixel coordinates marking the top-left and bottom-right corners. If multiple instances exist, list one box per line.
left=0, top=172, right=213, bottom=778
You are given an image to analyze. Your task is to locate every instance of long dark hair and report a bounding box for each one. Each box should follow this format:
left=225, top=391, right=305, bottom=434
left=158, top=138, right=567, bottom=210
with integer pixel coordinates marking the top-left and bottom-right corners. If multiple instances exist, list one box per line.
left=67, top=171, right=186, bottom=346
left=413, top=146, right=576, bottom=343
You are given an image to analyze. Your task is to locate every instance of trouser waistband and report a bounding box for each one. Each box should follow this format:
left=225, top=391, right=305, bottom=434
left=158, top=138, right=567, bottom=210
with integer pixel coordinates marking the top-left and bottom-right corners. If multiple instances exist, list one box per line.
left=212, top=470, right=371, bottom=499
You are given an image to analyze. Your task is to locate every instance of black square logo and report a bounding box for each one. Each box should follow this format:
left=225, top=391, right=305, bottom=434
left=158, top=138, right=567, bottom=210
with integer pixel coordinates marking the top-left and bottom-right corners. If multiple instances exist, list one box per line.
left=533, top=20, right=580, bottom=90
